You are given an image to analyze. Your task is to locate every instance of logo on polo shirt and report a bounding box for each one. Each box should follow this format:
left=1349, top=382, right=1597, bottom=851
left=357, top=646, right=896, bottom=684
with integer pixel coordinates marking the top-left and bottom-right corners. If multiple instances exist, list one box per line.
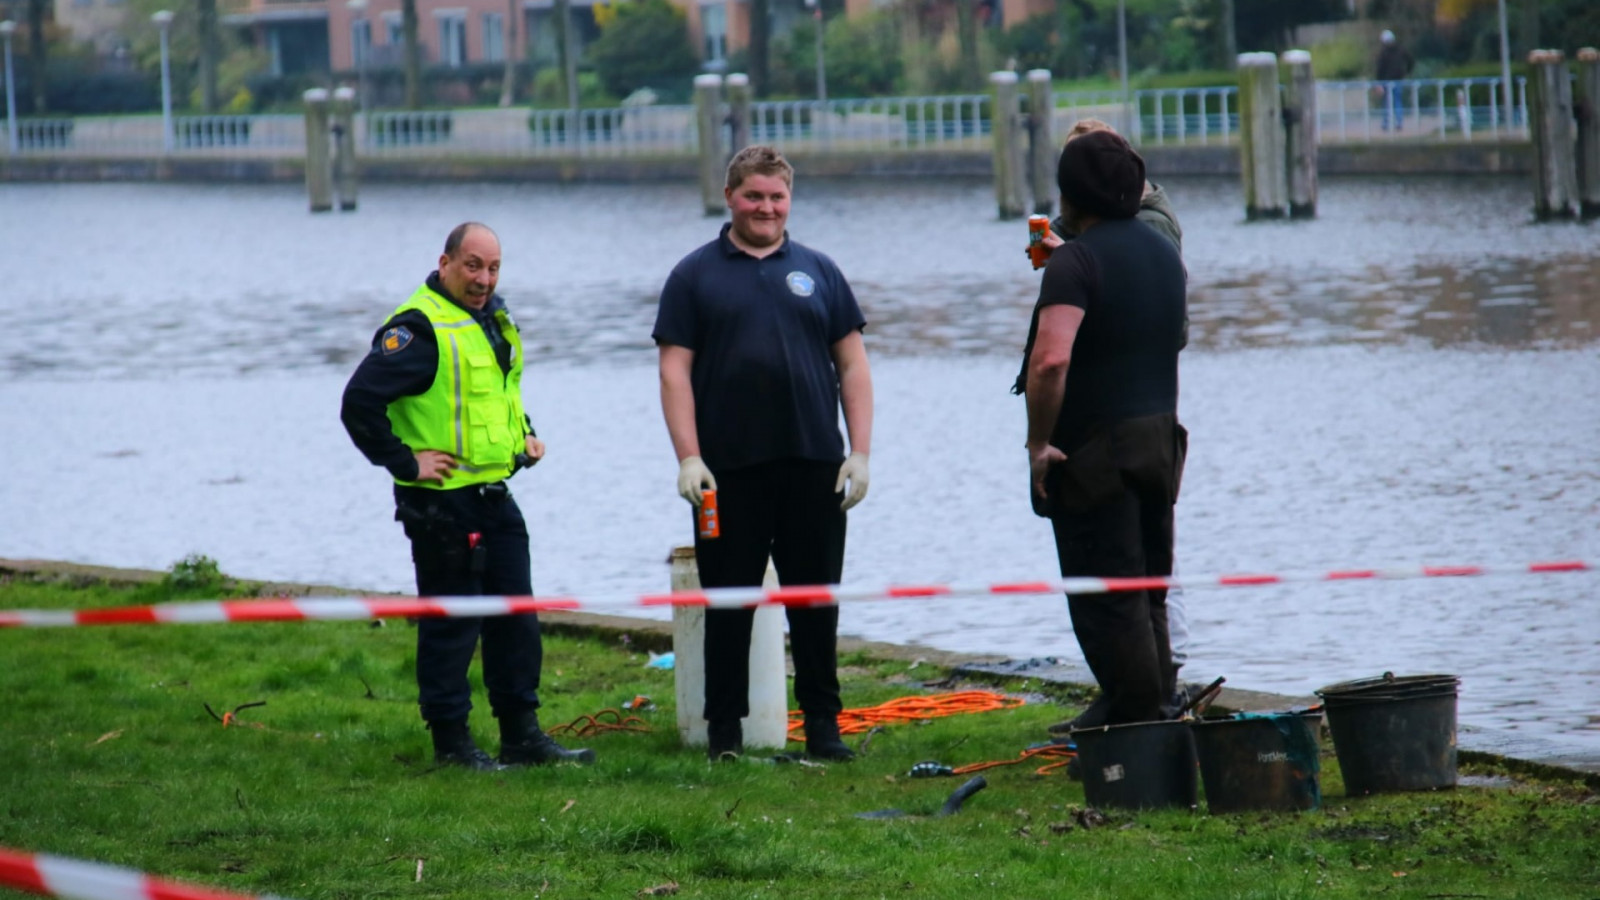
left=786, top=271, right=816, bottom=297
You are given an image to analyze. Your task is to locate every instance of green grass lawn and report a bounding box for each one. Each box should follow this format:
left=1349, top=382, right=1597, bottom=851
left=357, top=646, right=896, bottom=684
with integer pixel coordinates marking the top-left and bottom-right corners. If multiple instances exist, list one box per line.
left=2, top=566, right=1596, bottom=900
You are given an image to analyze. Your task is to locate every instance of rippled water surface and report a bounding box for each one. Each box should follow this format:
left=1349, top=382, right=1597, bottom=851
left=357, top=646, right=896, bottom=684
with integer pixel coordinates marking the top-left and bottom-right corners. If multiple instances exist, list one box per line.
left=2, top=176, right=1597, bottom=747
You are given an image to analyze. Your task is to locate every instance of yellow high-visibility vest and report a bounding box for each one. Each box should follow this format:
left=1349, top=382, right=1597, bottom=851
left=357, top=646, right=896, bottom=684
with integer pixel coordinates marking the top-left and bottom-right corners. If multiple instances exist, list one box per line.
left=386, top=284, right=526, bottom=489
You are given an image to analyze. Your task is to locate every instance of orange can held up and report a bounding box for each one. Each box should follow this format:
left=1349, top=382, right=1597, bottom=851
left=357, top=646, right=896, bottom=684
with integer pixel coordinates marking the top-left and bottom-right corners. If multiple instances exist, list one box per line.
left=698, top=489, right=721, bottom=539
left=1027, top=215, right=1051, bottom=270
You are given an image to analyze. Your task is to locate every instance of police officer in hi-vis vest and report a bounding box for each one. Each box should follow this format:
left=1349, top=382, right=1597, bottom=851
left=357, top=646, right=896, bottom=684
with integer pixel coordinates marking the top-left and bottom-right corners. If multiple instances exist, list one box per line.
left=341, top=222, right=594, bottom=770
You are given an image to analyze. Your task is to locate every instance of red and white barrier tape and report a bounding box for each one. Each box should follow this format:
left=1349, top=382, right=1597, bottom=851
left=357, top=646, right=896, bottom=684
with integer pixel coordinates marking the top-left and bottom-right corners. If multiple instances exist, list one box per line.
left=0, top=560, right=1589, bottom=629
left=0, top=847, right=295, bottom=900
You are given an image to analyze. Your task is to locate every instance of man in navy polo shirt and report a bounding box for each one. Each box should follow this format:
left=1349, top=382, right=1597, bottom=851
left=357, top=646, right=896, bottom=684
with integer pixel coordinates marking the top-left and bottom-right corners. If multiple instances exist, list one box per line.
left=654, top=145, right=874, bottom=762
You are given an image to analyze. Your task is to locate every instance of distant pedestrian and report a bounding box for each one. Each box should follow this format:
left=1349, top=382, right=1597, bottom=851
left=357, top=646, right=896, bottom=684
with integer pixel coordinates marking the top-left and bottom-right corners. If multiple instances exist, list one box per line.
left=1376, top=30, right=1414, bottom=131
left=654, top=145, right=874, bottom=763
left=340, top=222, right=595, bottom=771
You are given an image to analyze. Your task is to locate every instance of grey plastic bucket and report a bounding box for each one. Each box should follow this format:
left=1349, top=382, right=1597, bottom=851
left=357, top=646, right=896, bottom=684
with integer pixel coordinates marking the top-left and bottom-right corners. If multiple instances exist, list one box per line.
left=1192, top=713, right=1322, bottom=814
left=1071, top=720, right=1197, bottom=810
left=1317, top=673, right=1459, bottom=795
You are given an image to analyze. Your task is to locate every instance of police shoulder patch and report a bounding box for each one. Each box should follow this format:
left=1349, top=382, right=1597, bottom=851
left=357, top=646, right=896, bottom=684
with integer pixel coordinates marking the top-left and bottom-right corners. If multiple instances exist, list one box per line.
left=381, top=325, right=414, bottom=355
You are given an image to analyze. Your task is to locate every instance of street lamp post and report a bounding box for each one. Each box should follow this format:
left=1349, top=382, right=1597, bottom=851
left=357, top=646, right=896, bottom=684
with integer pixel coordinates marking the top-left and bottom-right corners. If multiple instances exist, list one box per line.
left=1496, top=0, right=1514, bottom=128
left=805, top=0, right=825, bottom=105
left=152, top=10, right=175, bottom=153
left=347, top=0, right=369, bottom=140
left=1, top=20, right=17, bottom=156
left=1117, top=0, right=1130, bottom=136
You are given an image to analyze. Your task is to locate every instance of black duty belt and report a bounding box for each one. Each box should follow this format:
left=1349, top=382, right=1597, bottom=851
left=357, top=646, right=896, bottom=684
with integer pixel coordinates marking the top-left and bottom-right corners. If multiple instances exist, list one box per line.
left=476, top=482, right=510, bottom=501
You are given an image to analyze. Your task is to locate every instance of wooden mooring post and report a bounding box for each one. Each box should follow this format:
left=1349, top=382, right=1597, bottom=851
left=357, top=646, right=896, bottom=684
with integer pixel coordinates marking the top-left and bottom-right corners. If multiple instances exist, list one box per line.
left=725, top=72, right=751, bottom=157
left=1527, top=50, right=1579, bottom=219
left=330, top=86, right=358, bottom=212
left=1283, top=50, right=1317, bottom=220
left=1237, top=52, right=1286, bottom=220
left=1025, top=69, right=1055, bottom=216
left=694, top=73, right=725, bottom=217
left=989, top=70, right=1027, bottom=220
left=302, top=88, right=333, bottom=214
left=1576, top=48, right=1600, bottom=220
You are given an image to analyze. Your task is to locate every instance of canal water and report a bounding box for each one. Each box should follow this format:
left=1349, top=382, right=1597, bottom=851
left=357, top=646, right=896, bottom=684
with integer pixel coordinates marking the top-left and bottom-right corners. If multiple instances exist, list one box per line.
left=1, top=175, right=1597, bottom=747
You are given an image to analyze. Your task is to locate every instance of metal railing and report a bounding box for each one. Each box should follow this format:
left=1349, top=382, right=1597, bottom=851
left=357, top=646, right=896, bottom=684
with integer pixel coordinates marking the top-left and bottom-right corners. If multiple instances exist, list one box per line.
left=742, top=95, right=990, bottom=150
left=1317, top=76, right=1528, bottom=142
left=0, top=77, right=1534, bottom=162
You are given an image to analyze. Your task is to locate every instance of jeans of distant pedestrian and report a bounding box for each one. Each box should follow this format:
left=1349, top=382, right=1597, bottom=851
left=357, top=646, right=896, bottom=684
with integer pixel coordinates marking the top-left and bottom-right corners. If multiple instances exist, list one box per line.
left=1383, top=81, right=1405, bottom=130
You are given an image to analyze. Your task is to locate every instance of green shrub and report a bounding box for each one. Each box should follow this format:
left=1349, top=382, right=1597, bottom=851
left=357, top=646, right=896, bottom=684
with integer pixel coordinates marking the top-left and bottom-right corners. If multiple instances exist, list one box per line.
left=530, top=68, right=616, bottom=107
left=1308, top=33, right=1371, bottom=80
left=587, top=0, right=701, bottom=100
left=163, top=554, right=227, bottom=594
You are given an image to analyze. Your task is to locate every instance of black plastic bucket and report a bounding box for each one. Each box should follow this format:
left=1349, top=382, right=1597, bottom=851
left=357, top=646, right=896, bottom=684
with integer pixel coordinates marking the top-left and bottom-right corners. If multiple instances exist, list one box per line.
left=1317, top=673, right=1459, bottom=796
left=1191, top=713, right=1322, bottom=814
left=1071, top=720, right=1197, bottom=810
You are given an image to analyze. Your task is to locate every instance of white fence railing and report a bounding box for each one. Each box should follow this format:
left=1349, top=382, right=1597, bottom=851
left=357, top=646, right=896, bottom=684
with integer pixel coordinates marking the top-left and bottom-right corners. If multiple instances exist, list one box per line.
left=0, top=77, right=1532, bottom=161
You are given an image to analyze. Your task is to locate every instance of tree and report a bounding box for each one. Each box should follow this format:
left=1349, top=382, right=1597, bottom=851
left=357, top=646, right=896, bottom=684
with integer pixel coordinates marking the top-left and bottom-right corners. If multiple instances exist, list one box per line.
left=27, top=0, right=47, bottom=113
left=588, top=0, right=698, bottom=98
left=402, top=0, right=421, bottom=109
left=955, top=0, right=979, bottom=89
left=749, top=0, right=770, bottom=97
left=1233, top=0, right=1345, bottom=52
left=197, top=0, right=219, bottom=112
left=555, top=0, right=578, bottom=109
left=498, top=0, right=517, bottom=106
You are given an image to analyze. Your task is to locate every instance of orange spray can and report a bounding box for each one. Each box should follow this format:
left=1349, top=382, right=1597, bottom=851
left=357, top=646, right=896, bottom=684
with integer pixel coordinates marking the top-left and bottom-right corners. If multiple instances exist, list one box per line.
left=1027, top=215, right=1051, bottom=270
left=697, top=489, right=721, bottom=539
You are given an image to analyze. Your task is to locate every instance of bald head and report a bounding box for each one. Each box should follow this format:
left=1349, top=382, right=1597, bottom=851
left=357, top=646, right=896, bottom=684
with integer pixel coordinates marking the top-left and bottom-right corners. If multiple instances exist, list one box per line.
left=438, top=222, right=502, bottom=310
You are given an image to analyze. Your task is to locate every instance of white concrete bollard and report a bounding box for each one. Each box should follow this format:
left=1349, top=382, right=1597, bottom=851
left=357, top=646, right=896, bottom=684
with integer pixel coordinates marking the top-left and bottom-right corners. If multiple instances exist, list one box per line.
left=669, top=546, right=789, bottom=751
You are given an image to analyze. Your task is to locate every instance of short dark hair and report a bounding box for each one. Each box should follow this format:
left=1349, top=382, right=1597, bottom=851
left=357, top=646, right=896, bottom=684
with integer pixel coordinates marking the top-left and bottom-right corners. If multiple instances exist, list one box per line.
left=1056, top=130, right=1144, bottom=220
left=725, top=145, right=794, bottom=191
left=444, top=222, right=496, bottom=257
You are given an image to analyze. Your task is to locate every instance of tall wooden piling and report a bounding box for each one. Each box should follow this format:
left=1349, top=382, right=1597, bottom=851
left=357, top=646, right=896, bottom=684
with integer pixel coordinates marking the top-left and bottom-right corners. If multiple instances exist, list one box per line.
left=1237, top=52, right=1286, bottom=220
left=724, top=72, right=751, bottom=157
left=302, top=88, right=333, bottom=214
left=330, top=86, right=358, bottom=212
left=1283, top=50, right=1317, bottom=220
left=694, top=73, right=725, bottom=217
left=1527, top=50, right=1579, bottom=219
left=1025, top=69, right=1055, bottom=216
left=1576, top=48, right=1600, bottom=219
left=989, top=70, right=1027, bottom=220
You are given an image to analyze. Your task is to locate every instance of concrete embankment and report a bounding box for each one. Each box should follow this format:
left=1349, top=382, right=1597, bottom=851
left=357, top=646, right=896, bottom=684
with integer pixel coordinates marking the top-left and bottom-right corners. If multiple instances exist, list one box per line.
left=1, top=142, right=1533, bottom=185
left=3, top=556, right=1594, bottom=784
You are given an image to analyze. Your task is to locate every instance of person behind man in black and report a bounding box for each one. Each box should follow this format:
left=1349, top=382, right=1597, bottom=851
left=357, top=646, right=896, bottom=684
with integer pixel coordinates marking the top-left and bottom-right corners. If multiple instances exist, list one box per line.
left=654, top=145, right=874, bottom=762
left=1017, top=131, right=1188, bottom=727
left=341, top=222, right=594, bottom=770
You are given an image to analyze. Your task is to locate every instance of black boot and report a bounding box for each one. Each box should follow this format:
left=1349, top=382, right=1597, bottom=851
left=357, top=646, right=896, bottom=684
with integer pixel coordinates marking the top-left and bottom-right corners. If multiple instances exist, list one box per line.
left=497, top=708, right=595, bottom=766
left=803, top=717, right=855, bottom=761
left=707, top=718, right=743, bottom=762
left=1047, top=693, right=1112, bottom=735
left=429, top=718, right=504, bottom=771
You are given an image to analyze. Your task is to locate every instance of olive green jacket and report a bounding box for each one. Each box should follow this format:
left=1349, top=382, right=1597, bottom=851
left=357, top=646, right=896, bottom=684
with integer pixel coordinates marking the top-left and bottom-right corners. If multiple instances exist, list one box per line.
left=1049, top=181, right=1183, bottom=253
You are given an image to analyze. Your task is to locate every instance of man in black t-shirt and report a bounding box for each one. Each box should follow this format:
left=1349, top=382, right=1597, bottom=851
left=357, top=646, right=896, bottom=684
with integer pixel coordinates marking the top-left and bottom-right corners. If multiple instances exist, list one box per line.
left=1020, top=130, right=1189, bottom=727
left=653, top=145, right=875, bottom=762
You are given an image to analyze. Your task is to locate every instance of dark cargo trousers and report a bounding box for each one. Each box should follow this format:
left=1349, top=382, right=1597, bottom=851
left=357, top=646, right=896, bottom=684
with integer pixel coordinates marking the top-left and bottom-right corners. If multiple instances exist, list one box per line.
left=395, top=482, right=543, bottom=725
left=1049, top=414, right=1186, bottom=726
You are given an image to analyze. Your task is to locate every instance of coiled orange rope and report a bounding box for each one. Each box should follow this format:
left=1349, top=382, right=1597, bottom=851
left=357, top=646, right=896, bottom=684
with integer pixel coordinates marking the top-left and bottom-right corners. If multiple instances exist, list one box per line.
left=784, top=690, right=1025, bottom=742
left=952, top=743, right=1076, bottom=776
left=546, top=708, right=651, bottom=738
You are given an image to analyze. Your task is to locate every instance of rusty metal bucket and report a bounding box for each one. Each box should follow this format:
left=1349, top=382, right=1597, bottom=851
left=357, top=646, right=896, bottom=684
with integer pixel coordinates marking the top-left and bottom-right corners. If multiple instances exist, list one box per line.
left=1192, top=713, right=1322, bottom=814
